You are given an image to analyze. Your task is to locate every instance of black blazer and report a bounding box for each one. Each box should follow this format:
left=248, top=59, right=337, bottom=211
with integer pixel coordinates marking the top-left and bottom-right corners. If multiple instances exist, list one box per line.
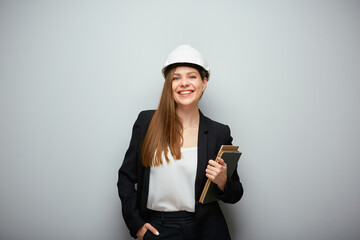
left=117, top=110, right=243, bottom=239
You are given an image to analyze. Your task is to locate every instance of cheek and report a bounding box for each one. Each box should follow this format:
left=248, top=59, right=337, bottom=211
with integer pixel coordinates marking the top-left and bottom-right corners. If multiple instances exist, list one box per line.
left=198, top=82, right=205, bottom=92
left=172, top=82, right=177, bottom=92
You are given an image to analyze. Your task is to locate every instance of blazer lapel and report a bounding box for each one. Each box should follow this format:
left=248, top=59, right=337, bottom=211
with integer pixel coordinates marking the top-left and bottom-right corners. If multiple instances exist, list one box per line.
left=195, top=110, right=208, bottom=201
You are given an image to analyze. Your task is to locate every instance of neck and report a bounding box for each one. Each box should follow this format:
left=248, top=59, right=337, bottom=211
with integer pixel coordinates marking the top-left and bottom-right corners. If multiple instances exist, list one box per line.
left=176, top=104, right=200, bottom=129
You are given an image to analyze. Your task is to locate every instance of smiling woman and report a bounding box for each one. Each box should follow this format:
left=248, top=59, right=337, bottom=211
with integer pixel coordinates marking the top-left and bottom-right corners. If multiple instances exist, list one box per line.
left=117, top=45, right=244, bottom=240
left=172, top=66, right=207, bottom=109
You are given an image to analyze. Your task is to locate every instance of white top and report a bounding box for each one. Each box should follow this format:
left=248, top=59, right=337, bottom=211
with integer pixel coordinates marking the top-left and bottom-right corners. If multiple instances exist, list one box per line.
left=147, top=147, right=198, bottom=212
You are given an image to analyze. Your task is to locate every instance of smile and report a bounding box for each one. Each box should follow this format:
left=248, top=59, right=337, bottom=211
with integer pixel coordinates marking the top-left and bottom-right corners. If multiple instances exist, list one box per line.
left=179, top=90, right=194, bottom=95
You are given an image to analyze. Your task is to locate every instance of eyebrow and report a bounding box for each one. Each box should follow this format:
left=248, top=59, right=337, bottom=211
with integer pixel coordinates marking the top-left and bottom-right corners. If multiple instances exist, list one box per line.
left=173, top=71, right=198, bottom=75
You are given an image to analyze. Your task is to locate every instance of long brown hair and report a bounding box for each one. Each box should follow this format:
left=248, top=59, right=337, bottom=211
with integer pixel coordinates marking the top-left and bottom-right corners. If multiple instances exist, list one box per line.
left=141, top=67, right=182, bottom=167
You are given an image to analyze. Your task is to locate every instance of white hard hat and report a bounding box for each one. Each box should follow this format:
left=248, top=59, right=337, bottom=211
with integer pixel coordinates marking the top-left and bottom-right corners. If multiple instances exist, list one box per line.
left=162, top=44, right=210, bottom=79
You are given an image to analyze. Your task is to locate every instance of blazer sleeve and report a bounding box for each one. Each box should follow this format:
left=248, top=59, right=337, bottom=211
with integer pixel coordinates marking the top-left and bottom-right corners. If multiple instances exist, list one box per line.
left=217, top=125, right=244, bottom=203
left=117, top=112, right=147, bottom=238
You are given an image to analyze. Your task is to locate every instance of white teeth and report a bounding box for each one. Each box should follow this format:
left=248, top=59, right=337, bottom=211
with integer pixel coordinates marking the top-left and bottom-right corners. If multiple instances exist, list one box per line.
left=180, top=91, right=192, bottom=95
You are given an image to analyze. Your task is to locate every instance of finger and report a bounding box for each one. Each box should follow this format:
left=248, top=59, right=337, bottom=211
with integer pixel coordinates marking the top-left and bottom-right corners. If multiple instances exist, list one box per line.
left=208, top=159, right=221, bottom=168
left=205, top=168, right=217, bottom=176
left=145, top=223, right=159, bottom=236
left=206, top=173, right=215, bottom=180
left=206, top=165, right=218, bottom=172
left=208, top=159, right=216, bottom=165
left=217, top=157, right=226, bottom=166
left=137, top=224, right=148, bottom=239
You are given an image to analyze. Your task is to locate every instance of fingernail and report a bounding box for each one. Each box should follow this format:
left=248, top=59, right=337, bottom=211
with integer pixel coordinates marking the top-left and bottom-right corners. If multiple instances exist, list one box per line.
left=155, top=231, right=159, bottom=235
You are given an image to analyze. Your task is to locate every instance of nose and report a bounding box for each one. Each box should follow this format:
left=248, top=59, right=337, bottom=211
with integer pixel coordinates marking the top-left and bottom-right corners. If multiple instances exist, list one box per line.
left=179, top=76, right=190, bottom=87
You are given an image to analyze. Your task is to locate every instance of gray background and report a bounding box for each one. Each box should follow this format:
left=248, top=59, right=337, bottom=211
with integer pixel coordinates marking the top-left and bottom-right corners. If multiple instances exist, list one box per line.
left=1, top=1, right=359, bottom=240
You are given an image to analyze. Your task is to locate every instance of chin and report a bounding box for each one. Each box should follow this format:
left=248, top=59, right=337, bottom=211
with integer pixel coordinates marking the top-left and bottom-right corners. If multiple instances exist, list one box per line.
left=176, top=101, right=198, bottom=108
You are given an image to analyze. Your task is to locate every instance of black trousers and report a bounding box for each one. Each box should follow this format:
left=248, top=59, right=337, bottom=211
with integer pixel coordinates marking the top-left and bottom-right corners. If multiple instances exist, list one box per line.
left=144, top=209, right=199, bottom=240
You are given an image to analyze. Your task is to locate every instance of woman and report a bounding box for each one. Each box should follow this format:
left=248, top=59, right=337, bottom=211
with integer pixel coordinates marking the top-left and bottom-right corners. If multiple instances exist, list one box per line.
left=117, top=45, right=243, bottom=240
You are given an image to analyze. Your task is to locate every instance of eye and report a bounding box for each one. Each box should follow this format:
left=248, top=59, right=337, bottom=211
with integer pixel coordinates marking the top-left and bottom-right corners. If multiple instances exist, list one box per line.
left=173, top=76, right=179, bottom=81
left=189, top=75, right=197, bottom=79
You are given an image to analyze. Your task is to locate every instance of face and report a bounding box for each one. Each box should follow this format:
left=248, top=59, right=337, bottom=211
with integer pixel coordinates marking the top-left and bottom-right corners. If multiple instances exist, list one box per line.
left=171, top=66, right=207, bottom=108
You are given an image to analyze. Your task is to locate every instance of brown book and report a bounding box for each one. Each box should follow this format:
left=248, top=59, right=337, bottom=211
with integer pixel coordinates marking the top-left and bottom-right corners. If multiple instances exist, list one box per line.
left=199, top=145, right=242, bottom=204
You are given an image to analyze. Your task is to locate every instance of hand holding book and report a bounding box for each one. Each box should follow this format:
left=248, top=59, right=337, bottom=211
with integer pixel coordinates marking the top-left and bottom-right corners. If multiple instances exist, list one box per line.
left=199, top=145, right=242, bottom=204
left=205, top=157, right=228, bottom=192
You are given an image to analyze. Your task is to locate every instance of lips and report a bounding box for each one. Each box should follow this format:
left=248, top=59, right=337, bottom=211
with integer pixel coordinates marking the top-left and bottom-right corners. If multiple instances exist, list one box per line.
left=178, top=90, right=194, bottom=95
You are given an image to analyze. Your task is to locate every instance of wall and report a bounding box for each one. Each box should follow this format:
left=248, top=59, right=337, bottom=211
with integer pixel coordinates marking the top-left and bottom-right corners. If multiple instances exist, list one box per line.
left=0, top=1, right=359, bottom=239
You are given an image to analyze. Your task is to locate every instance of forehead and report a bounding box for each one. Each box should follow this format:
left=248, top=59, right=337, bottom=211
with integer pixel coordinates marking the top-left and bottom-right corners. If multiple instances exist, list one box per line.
left=173, top=66, right=200, bottom=75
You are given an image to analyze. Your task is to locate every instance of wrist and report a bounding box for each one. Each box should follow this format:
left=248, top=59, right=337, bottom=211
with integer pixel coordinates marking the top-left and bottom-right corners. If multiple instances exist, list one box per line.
left=217, top=183, right=225, bottom=192
left=217, top=176, right=227, bottom=192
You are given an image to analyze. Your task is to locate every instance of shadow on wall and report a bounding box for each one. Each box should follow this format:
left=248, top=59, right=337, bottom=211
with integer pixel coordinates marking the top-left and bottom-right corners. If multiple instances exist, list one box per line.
left=119, top=227, right=132, bottom=240
left=221, top=202, right=246, bottom=238
left=118, top=216, right=133, bottom=240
